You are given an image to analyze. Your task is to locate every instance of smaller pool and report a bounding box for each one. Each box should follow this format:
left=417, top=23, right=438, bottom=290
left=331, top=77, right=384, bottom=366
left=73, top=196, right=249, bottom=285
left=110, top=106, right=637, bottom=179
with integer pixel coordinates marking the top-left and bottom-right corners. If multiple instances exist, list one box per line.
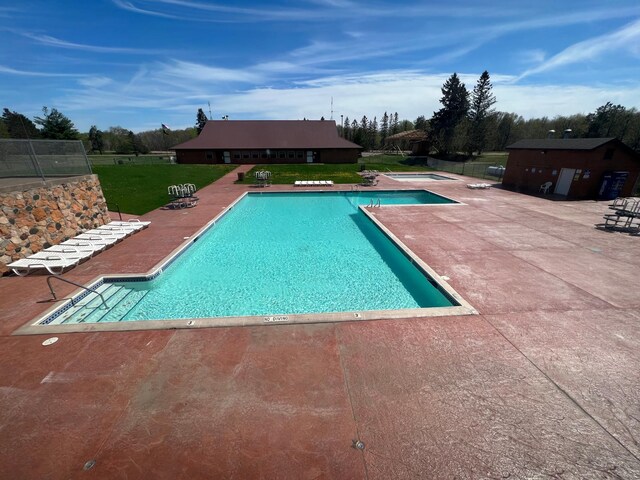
left=386, top=173, right=454, bottom=181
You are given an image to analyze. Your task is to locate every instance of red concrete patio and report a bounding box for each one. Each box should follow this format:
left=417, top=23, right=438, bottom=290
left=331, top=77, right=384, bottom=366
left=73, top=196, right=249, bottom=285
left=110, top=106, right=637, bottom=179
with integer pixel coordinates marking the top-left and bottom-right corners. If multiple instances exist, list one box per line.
left=1, top=167, right=639, bottom=479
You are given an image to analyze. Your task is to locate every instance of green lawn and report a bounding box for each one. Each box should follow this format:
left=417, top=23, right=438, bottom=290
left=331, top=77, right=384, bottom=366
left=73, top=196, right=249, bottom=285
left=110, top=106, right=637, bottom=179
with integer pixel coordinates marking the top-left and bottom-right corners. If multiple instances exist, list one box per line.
left=238, top=156, right=435, bottom=185
left=89, top=154, right=173, bottom=166
left=238, top=164, right=363, bottom=185
left=94, top=164, right=235, bottom=215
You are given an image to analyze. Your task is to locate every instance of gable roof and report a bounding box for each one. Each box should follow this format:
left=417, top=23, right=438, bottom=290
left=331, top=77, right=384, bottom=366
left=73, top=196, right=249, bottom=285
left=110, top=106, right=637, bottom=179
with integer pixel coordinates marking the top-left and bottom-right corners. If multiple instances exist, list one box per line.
left=173, top=120, right=362, bottom=150
left=385, top=129, right=429, bottom=142
left=506, top=138, right=616, bottom=151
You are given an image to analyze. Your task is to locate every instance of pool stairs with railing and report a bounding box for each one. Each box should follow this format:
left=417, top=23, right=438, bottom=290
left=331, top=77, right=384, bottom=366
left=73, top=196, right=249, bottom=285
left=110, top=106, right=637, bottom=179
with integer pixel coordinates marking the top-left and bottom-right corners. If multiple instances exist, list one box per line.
left=50, top=283, right=148, bottom=324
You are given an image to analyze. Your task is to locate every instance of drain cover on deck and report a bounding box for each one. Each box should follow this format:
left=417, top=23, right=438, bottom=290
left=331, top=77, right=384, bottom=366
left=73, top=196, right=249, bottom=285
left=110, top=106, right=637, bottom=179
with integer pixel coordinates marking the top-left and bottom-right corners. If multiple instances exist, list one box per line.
left=42, top=337, right=58, bottom=346
left=352, top=439, right=365, bottom=450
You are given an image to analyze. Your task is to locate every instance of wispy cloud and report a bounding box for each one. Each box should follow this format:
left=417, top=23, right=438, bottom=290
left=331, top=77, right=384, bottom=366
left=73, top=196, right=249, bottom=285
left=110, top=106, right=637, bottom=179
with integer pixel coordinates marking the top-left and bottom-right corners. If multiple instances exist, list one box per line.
left=111, top=0, right=178, bottom=18
left=518, top=18, right=640, bottom=80
left=48, top=65, right=640, bottom=132
left=111, top=0, right=537, bottom=23
left=77, top=76, right=113, bottom=88
left=519, top=49, right=546, bottom=65
left=158, top=60, right=263, bottom=83
left=0, top=64, right=85, bottom=77
left=21, top=32, right=166, bottom=55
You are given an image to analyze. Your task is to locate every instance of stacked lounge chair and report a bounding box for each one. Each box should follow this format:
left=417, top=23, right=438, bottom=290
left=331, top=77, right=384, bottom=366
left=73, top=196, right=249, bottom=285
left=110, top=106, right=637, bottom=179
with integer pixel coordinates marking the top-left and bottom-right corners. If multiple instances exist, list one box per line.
left=294, top=180, right=334, bottom=187
left=7, top=219, right=151, bottom=276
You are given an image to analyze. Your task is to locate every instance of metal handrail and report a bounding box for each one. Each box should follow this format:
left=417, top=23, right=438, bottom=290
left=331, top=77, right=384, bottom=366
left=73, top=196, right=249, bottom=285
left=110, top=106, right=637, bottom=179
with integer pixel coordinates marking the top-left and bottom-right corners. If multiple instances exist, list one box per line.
left=46, top=276, right=108, bottom=309
left=106, top=202, right=123, bottom=221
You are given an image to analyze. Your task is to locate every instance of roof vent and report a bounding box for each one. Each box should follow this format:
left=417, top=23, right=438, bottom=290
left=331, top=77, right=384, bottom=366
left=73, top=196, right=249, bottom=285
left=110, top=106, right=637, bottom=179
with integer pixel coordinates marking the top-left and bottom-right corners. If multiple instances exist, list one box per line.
left=547, top=129, right=556, bottom=139
left=563, top=129, right=572, bottom=139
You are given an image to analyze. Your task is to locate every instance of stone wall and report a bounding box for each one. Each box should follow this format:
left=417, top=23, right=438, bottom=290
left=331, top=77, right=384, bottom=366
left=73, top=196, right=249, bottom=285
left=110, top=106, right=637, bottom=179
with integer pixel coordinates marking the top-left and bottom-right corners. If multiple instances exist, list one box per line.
left=0, top=175, right=111, bottom=275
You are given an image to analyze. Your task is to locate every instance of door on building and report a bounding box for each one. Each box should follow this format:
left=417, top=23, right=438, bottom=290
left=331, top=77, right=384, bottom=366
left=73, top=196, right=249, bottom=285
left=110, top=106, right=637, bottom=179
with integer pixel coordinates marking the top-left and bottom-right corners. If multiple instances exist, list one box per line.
left=223, top=151, right=231, bottom=164
left=306, top=151, right=313, bottom=163
left=554, top=168, right=576, bottom=195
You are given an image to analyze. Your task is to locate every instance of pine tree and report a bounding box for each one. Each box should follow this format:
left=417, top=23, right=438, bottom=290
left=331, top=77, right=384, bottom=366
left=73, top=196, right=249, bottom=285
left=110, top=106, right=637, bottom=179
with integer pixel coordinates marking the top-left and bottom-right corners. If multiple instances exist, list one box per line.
left=351, top=119, right=361, bottom=146
left=33, top=107, right=79, bottom=140
left=1, top=108, right=40, bottom=138
left=431, top=73, right=469, bottom=155
left=467, top=70, right=496, bottom=155
left=360, top=116, right=369, bottom=150
left=380, top=112, right=389, bottom=146
left=391, top=113, right=399, bottom=135
left=343, top=116, right=351, bottom=140
left=370, top=117, right=378, bottom=150
left=196, top=108, right=208, bottom=135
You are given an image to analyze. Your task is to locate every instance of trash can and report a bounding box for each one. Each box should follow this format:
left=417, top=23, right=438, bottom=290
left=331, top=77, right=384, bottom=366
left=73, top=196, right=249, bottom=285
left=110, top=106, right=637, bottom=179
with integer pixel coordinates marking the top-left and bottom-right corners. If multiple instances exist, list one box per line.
left=237, top=172, right=245, bottom=181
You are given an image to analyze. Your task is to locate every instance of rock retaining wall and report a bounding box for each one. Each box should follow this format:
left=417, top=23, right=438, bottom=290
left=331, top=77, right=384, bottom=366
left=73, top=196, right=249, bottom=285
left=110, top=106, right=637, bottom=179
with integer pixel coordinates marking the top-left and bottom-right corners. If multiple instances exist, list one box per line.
left=0, top=175, right=110, bottom=275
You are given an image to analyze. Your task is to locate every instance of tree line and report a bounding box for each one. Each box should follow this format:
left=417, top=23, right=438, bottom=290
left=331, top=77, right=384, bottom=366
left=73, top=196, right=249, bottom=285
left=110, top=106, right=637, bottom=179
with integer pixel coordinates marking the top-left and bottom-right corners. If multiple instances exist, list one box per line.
left=0, top=107, right=197, bottom=154
left=338, top=72, right=640, bottom=155
left=3, top=87, right=640, bottom=157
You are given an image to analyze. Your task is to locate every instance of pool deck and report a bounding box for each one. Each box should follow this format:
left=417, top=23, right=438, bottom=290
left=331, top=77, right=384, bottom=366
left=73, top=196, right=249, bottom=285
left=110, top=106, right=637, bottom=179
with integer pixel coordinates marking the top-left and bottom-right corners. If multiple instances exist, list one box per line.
left=1, top=166, right=639, bottom=479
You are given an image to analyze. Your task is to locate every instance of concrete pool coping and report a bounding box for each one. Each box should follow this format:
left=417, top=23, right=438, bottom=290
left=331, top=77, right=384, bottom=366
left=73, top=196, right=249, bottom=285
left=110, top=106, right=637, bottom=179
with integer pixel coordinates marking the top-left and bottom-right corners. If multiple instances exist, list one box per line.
left=14, top=189, right=476, bottom=335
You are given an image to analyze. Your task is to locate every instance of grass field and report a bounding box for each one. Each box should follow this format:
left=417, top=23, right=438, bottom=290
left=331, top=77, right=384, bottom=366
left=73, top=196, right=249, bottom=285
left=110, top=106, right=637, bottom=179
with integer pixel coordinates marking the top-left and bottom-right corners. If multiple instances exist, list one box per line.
left=238, top=155, right=434, bottom=185
left=94, top=164, right=234, bottom=215
left=89, top=155, right=173, bottom=166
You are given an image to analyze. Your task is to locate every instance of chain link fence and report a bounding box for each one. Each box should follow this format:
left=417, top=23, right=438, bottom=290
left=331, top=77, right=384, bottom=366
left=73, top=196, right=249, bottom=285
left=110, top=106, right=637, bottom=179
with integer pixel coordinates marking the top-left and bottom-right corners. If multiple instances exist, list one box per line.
left=0, top=139, right=92, bottom=180
left=426, top=157, right=505, bottom=181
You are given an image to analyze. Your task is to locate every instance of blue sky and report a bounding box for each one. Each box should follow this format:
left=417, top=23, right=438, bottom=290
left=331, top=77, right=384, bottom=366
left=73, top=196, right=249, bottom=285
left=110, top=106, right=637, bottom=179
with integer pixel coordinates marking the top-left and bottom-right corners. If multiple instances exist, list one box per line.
left=1, top=0, right=639, bottom=132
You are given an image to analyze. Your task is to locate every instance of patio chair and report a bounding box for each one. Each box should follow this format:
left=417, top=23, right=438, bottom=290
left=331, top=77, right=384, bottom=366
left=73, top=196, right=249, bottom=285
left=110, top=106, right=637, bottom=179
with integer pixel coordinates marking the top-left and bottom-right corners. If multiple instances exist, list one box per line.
left=539, top=181, right=553, bottom=194
left=7, top=255, right=81, bottom=276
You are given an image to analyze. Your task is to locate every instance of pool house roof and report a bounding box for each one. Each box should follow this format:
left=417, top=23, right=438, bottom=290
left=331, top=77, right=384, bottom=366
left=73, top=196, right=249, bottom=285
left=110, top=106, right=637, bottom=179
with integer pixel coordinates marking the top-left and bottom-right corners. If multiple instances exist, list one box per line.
left=173, top=120, right=362, bottom=150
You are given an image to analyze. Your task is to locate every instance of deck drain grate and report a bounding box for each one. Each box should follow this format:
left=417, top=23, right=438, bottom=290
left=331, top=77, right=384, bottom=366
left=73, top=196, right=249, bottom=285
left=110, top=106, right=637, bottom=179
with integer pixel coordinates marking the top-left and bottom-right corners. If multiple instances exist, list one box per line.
left=83, top=460, right=96, bottom=471
left=352, top=439, right=365, bottom=450
left=42, top=337, right=58, bottom=346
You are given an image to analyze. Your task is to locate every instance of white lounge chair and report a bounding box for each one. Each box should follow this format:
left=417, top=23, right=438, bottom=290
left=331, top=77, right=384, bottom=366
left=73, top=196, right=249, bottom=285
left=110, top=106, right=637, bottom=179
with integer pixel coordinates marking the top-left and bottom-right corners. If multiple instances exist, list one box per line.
left=43, top=245, right=95, bottom=260
left=108, top=220, right=150, bottom=229
left=8, top=255, right=81, bottom=276
left=61, top=239, right=107, bottom=253
left=95, top=225, right=137, bottom=236
left=74, top=234, right=120, bottom=247
left=83, top=228, right=129, bottom=240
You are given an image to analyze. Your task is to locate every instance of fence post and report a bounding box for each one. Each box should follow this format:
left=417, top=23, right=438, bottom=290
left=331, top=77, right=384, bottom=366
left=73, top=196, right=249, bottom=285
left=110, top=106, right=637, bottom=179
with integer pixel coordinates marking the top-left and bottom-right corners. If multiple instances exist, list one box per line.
left=27, top=140, right=46, bottom=182
left=79, top=140, right=93, bottom=175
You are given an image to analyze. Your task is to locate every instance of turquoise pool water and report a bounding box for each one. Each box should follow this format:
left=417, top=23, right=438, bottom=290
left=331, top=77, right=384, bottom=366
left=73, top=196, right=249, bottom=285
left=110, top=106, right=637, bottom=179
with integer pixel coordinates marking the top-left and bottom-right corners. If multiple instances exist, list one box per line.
left=52, top=191, right=457, bottom=324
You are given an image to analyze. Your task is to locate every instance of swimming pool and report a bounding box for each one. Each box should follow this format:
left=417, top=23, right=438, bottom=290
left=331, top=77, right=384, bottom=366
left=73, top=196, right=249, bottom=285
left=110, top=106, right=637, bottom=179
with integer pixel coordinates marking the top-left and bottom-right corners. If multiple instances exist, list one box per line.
left=30, top=190, right=475, bottom=331
left=386, top=173, right=455, bottom=181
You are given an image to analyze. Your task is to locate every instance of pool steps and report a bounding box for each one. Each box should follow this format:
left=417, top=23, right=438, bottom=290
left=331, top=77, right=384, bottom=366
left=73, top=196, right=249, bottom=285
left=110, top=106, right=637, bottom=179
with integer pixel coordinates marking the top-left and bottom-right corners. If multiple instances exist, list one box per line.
left=50, top=284, right=149, bottom=324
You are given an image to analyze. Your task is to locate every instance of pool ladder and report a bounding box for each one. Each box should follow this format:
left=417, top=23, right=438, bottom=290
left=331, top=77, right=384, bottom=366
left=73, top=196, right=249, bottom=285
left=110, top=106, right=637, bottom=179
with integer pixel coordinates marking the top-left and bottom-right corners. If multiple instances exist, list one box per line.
left=367, top=199, right=381, bottom=208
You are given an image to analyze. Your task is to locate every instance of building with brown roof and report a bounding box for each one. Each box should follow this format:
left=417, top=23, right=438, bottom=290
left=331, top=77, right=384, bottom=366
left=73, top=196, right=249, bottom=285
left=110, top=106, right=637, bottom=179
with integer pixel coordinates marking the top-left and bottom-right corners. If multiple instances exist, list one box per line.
left=503, top=138, right=640, bottom=199
left=173, top=120, right=362, bottom=164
